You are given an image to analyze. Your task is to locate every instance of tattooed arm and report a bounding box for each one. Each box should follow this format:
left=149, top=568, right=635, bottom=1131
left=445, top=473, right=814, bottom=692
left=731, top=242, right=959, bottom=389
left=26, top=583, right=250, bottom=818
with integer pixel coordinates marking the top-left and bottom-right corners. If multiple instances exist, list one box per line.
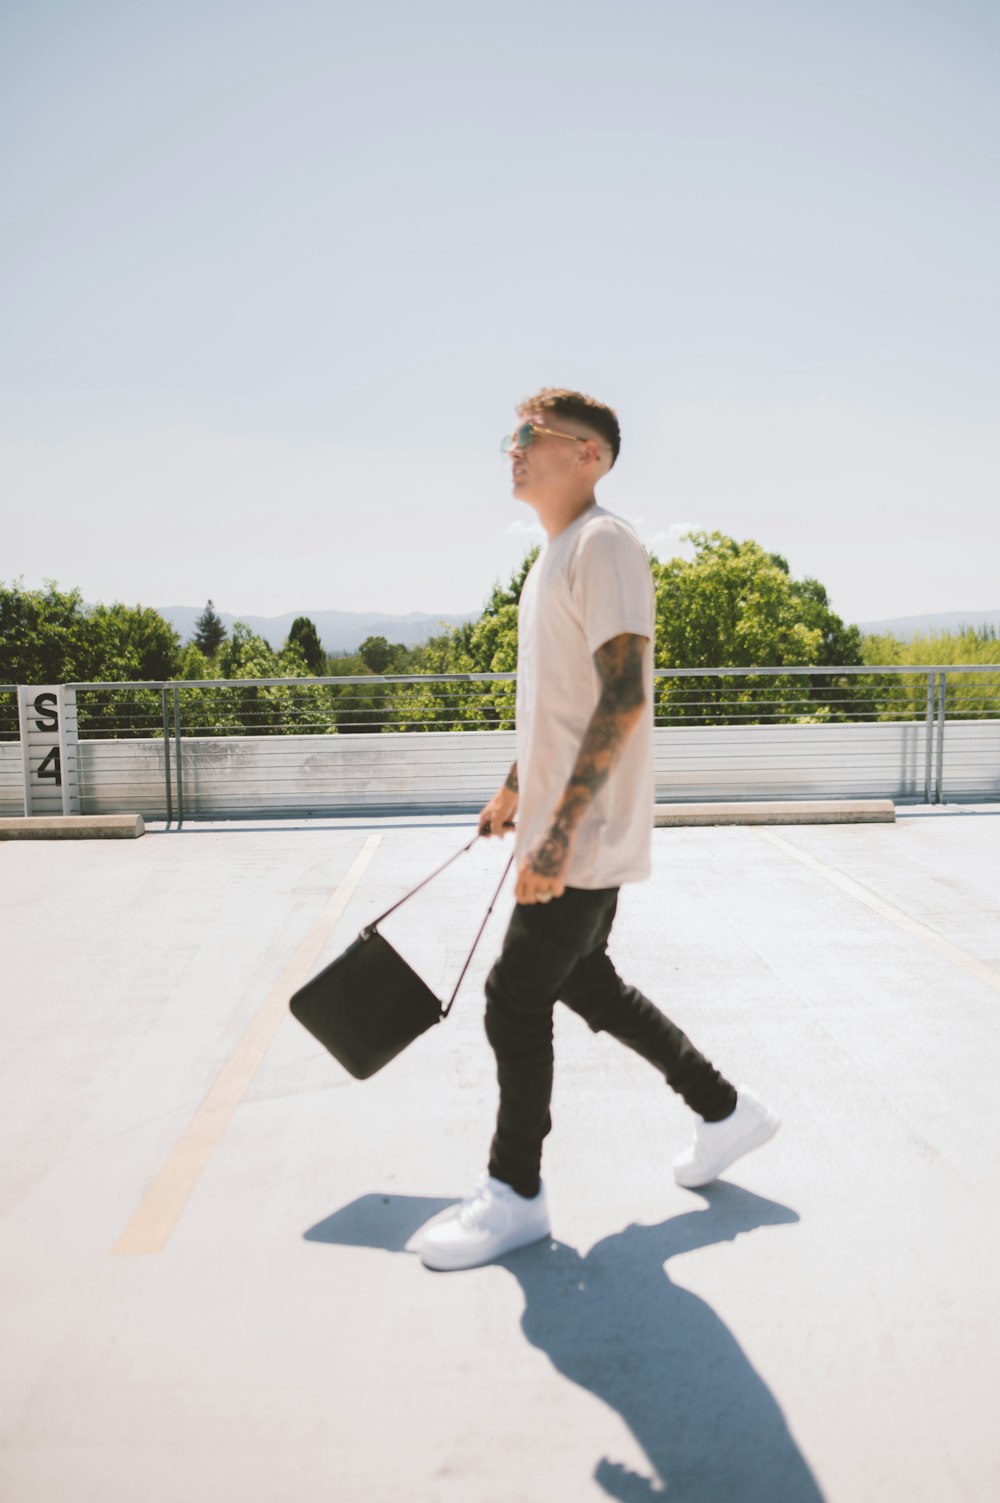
left=479, top=762, right=519, bottom=838
left=516, top=634, right=647, bottom=904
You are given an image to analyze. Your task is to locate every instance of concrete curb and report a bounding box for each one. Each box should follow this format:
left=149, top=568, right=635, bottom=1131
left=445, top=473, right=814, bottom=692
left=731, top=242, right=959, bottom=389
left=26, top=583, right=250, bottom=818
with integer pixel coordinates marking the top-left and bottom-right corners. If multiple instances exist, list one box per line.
left=653, top=799, right=895, bottom=826
left=0, top=814, right=145, bottom=840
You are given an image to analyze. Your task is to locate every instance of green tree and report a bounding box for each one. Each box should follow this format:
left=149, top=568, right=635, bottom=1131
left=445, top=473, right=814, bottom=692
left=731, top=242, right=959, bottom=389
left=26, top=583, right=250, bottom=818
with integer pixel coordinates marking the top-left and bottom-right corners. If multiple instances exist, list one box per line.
left=861, top=625, right=1000, bottom=722
left=649, top=532, right=863, bottom=724
left=481, top=548, right=540, bottom=619
left=1, top=579, right=98, bottom=683
left=287, top=616, right=325, bottom=674
left=323, top=641, right=410, bottom=733
left=400, top=552, right=538, bottom=730
left=0, top=580, right=183, bottom=739
left=862, top=624, right=998, bottom=670
left=193, top=599, right=227, bottom=656
left=84, top=602, right=182, bottom=681
left=358, top=635, right=395, bottom=674
left=0, top=581, right=181, bottom=684
left=183, top=621, right=337, bottom=736
left=178, top=642, right=214, bottom=680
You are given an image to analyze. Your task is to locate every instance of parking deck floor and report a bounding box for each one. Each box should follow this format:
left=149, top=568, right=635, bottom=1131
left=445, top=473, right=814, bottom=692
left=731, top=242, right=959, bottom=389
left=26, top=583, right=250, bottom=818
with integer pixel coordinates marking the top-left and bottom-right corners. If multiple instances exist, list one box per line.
left=1, top=807, right=999, bottom=1502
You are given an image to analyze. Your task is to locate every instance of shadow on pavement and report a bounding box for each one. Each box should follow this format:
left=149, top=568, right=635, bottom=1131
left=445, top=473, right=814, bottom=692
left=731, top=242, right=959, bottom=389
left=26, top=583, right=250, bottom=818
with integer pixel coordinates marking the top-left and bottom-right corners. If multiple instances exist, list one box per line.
left=306, top=1182, right=825, bottom=1502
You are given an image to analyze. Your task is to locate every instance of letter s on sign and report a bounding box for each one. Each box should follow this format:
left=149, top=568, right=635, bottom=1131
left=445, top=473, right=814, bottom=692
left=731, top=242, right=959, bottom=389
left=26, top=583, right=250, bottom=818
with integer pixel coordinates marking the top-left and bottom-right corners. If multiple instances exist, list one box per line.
left=34, top=693, right=58, bottom=732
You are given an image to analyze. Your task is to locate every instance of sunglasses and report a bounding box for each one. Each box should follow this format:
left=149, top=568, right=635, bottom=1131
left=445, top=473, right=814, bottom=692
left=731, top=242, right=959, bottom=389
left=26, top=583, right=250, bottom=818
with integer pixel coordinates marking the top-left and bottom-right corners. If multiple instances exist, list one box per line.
left=499, top=422, right=590, bottom=456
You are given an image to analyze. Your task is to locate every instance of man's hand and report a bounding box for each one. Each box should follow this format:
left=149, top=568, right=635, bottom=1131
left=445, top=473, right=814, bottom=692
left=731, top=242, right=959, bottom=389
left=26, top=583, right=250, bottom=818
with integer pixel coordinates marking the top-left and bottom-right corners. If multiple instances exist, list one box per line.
left=478, top=780, right=518, bottom=839
left=516, top=824, right=572, bottom=905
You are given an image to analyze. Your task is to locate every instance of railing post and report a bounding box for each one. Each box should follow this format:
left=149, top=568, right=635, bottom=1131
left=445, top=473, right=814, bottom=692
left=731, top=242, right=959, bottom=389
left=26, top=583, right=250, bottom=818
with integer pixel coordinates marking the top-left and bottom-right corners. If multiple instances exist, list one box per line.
left=161, top=686, right=173, bottom=828
left=924, top=671, right=935, bottom=804
left=172, top=686, right=184, bottom=828
left=934, top=672, right=947, bottom=805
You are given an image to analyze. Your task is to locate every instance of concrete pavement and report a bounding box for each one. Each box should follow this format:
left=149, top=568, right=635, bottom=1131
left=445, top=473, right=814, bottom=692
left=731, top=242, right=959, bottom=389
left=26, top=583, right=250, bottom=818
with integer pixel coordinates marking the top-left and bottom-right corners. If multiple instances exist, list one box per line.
left=1, top=807, right=999, bottom=1501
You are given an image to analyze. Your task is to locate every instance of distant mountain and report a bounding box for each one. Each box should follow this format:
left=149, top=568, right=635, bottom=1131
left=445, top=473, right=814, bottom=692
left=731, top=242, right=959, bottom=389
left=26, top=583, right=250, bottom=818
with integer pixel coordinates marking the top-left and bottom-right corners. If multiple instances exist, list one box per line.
left=856, top=609, right=1000, bottom=640
left=155, top=603, right=1000, bottom=652
left=156, top=605, right=478, bottom=654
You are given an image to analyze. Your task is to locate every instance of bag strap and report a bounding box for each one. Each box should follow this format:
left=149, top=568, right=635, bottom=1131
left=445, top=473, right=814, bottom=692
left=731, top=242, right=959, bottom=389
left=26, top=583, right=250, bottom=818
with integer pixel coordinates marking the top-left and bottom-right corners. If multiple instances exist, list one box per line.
left=443, top=846, right=516, bottom=1016
left=364, top=829, right=516, bottom=1017
left=366, top=830, right=488, bottom=929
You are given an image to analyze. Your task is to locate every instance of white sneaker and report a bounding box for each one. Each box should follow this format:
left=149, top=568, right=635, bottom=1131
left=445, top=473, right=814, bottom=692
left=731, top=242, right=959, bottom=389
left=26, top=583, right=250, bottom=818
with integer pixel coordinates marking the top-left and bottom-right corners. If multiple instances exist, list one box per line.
left=673, top=1086, right=781, bottom=1188
left=416, top=1173, right=551, bottom=1271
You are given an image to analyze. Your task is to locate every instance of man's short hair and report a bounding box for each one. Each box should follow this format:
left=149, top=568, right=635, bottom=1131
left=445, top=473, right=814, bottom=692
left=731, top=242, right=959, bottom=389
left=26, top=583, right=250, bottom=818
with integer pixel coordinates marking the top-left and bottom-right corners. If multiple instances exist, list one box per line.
left=518, top=387, right=621, bottom=467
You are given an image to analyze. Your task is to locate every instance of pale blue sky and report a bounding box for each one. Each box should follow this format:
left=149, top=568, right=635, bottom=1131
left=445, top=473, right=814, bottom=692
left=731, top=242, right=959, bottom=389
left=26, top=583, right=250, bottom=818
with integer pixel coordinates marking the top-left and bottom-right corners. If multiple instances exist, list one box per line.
left=2, top=0, right=997, bottom=627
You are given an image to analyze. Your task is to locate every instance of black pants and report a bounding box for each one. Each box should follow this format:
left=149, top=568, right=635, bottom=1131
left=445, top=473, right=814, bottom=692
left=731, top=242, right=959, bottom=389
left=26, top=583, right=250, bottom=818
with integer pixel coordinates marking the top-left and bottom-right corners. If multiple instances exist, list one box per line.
left=485, top=886, right=738, bottom=1199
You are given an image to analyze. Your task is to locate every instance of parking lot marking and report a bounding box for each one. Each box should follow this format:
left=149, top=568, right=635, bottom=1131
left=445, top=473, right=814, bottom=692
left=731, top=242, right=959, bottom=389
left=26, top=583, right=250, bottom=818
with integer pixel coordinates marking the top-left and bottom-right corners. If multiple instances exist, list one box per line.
left=114, top=832, right=382, bottom=1256
left=757, top=828, right=1000, bottom=993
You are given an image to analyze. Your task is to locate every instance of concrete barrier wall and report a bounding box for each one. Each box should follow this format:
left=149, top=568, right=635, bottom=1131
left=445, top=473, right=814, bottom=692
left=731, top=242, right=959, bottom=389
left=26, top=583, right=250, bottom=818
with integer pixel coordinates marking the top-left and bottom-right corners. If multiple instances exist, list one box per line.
left=655, top=720, right=934, bottom=802
left=76, top=731, right=518, bottom=819
left=54, top=719, right=1000, bottom=819
left=942, top=718, right=1000, bottom=801
left=0, top=743, right=24, bottom=815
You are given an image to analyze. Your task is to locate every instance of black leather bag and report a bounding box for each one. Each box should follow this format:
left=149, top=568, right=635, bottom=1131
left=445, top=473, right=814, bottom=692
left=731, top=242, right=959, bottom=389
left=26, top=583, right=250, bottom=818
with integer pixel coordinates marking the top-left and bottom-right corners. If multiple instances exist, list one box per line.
left=289, top=834, right=513, bottom=1080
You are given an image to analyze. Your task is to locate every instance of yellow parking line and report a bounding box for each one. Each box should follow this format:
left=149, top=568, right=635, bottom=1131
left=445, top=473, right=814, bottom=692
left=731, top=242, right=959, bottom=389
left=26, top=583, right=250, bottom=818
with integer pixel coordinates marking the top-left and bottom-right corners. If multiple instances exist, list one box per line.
left=756, top=828, right=1000, bottom=994
left=115, top=833, right=382, bottom=1256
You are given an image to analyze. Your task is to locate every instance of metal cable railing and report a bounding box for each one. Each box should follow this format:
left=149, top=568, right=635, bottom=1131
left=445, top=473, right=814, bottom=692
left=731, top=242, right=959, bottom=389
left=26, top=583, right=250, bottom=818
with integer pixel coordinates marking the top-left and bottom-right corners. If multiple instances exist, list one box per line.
left=64, top=666, right=1000, bottom=820
left=66, top=666, right=1000, bottom=725
left=0, top=687, right=22, bottom=814
left=5, top=668, right=998, bottom=821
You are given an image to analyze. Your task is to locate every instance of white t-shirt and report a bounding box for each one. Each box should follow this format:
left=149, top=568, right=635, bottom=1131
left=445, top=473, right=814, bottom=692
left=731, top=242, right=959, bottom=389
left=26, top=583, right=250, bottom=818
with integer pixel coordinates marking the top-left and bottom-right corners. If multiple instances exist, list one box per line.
left=515, top=503, right=655, bottom=889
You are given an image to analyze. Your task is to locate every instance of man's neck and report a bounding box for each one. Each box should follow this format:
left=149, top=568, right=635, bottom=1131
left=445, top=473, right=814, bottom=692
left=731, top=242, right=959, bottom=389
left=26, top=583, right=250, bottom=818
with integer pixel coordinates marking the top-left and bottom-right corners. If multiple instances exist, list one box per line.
left=532, top=492, right=598, bottom=541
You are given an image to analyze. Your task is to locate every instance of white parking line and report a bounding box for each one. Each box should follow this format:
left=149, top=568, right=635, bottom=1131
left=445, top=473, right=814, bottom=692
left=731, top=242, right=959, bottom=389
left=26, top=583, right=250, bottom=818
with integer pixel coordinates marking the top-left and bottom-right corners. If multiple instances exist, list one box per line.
left=114, top=832, right=382, bottom=1256
left=757, top=828, right=1000, bottom=994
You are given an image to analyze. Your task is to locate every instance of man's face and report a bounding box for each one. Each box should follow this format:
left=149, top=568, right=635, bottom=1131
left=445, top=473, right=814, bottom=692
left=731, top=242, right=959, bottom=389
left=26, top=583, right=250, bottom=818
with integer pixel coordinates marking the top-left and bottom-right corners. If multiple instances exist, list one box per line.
left=508, top=409, right=599, bottom=504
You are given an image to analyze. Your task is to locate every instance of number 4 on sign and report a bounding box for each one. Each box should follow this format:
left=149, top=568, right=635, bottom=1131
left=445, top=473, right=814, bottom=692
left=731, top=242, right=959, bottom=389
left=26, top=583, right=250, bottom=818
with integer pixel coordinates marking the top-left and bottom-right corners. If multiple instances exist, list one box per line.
left=37, top=747, right=61, bottom=786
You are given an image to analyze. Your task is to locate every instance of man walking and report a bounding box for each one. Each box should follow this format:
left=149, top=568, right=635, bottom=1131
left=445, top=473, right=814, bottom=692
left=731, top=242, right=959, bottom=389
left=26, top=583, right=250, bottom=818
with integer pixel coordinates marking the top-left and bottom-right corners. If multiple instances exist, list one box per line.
left=416, top=388, right=780, bottom=1272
